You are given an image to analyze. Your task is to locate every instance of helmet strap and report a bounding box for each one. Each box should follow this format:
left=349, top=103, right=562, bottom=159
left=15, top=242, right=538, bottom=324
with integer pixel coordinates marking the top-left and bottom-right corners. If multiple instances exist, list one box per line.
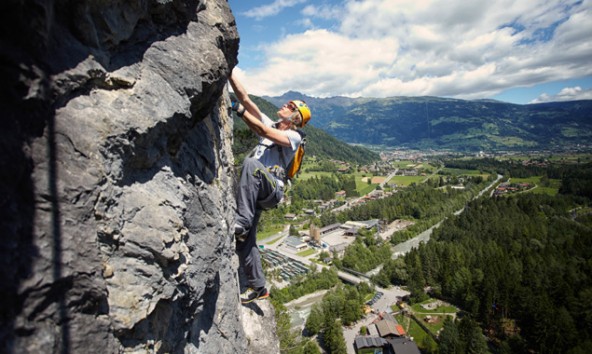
left=290, top=111, right=302, bottom=127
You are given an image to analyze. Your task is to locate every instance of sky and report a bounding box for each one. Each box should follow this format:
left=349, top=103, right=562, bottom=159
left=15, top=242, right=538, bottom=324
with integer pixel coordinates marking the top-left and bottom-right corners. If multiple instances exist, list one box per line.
left=227, top=0, right=592, bottom=104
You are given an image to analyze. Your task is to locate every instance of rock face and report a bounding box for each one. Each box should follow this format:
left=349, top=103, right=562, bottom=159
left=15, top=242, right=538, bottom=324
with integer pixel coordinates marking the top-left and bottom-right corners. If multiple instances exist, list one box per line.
left=1, top=1, right=278, bottom=353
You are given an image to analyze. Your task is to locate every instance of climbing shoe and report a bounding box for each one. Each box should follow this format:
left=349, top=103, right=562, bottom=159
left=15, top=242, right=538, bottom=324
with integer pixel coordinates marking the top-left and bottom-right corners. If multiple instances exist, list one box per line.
left=240, top=287, right=253, bottom=297
left=241, top=287, right=269, bottom=304
left=234, top=224, right=249, bottom=242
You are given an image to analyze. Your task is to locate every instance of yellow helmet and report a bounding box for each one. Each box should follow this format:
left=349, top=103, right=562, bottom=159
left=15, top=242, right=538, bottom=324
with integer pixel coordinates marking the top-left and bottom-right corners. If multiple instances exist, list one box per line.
left=290, top=100, right=311, bottom=127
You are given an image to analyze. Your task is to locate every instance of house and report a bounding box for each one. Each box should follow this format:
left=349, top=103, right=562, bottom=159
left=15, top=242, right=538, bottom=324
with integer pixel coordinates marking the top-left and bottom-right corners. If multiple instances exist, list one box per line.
left=371, top=189, right=385, bottom=197
left=335, top=190, right=347, bottom=198
left=343, top=227, right=359, bottom=237
left=344, top=219, right=381, bottom=232
left=382, top=312, right=398, bottom=323
left=329, top=243, right=348, bottom=257
left=285, top=236, right=308, bottom=252
left=318, top=203, right=330, bottom=212
left=385, top=337, right=421, bottom=354
left=284, top=213, right=297, bottom=221
left=375, top=319, right=406, bottom=338
left=320, top=223, right=342, bottom=235
left=354, top=336, right=388, bottom=354
left=302, top=208, right=315, bottom=216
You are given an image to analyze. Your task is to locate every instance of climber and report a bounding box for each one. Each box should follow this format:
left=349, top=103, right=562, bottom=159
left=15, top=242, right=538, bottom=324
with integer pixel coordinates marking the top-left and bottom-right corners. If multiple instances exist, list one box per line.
left=228, top=70, right=311, bottom=304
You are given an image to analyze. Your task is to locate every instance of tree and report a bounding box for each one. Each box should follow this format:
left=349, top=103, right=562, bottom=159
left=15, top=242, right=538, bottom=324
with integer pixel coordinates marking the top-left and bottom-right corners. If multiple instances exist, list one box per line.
left=305, top=304, right=323, bottom=336
left=302, top=340, right=322, bottom=354
left=439, top=318, right=462, bottom=354
left=290, top=224, right=299, bottom=236
left=341, top=299, right=360, bottom=325
left=323, top=318, right=347, bottom=354
left=421, top=335, right=438, bottom=354
left=273, top=300, right=301, bottom=353
left=458, top=318, right=489, bottom=354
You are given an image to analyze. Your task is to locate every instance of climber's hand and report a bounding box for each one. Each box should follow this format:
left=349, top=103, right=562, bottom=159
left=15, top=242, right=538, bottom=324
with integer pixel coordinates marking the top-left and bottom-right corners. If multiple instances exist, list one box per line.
left=231, top=101, right=245, bottom=117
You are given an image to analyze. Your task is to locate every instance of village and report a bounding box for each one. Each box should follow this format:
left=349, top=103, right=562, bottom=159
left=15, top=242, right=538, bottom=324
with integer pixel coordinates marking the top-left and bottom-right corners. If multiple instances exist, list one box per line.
left=253, top=157, right=509, bottom=354
left=258, top=209, right=446, bottom=354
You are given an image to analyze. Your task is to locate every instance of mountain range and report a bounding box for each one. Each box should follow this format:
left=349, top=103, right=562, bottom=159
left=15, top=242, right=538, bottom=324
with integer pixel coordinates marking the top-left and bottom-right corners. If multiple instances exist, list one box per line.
left=264, top=92, right=592, bottom=152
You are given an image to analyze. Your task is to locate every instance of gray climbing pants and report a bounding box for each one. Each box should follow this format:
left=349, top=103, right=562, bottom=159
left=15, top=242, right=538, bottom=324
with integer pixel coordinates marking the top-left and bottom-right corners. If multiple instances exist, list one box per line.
left=235, top=157, right=284, bottom=289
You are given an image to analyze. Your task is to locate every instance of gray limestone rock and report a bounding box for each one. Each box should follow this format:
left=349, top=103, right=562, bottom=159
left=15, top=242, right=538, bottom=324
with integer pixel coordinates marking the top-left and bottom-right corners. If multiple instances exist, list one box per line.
left=1, top=0, right=279, bottom=353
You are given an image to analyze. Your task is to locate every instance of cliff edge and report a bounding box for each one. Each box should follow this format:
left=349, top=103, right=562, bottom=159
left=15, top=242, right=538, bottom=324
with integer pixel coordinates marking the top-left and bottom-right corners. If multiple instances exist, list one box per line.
left=0, top=0, right=278, bottom=352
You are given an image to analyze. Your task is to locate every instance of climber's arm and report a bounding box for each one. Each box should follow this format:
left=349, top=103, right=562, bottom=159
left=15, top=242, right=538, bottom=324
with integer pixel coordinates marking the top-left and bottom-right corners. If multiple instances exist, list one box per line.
left=228, top=71, right=263, bottom=121
left=239, top=110, right=291, bottom=147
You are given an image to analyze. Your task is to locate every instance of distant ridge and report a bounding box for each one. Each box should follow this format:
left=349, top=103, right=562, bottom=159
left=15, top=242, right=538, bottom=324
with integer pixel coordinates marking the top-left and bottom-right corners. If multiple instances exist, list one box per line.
left=264, top=93, right=592, bottom=152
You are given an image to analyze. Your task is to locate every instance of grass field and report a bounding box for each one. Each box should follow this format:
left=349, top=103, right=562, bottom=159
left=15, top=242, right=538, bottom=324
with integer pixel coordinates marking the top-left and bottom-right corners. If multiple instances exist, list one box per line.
left=257, top=225, right=284, bottom=241
left=297, top=160, right=335, bottom=180
left=393, top=299, right=459, bottom=350
left=265, top=236, right=283, bottom=245
left=390, top=175, right=426, bottom=186
left=441, top=167, right=485, bottom=176
left=410, top=301, right=457, bottom=334
left=297, top=249, right=317, bottom=257
left=395, top=313, right=431, bottom=347
left=391, top=160, right=418, bottom=169
left=298, top=170, right=333, bottom=180
left=355, top=176, right=378, bottom=195
left=411, top=301, right=457, bottom=315
left=511, top=176, right=561, bottom=196
left=547, top=153, right=592, bottom=163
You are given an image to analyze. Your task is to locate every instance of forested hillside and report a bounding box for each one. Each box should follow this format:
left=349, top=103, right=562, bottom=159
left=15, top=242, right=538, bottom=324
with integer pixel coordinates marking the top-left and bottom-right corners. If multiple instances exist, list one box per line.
left=264, top=92, right=592, bottom=152
left=231, top=95, right=379, bottom=165
left=377, top=164, right=592, bottom=353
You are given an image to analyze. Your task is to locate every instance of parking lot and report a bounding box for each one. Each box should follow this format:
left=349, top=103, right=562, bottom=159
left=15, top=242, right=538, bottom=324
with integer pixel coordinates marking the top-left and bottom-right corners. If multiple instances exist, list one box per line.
left=366, top=290, right=383, bottom=306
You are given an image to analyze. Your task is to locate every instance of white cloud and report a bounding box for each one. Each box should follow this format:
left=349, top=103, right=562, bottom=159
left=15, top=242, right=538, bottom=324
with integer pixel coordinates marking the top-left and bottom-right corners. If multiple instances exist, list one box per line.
left=237, top=29, right=399, bottom=97
left=237, top=0, right=592, bottom=101
left=301, top=4, right=343, bottom=20
left=243, top=0, right=308, bottom=20
left=530, top=86, right=592, bottom=103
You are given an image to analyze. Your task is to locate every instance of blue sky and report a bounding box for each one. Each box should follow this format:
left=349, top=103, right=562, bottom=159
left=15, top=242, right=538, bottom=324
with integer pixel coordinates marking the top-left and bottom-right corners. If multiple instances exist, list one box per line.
left=228, top=0, right=592, bottom=104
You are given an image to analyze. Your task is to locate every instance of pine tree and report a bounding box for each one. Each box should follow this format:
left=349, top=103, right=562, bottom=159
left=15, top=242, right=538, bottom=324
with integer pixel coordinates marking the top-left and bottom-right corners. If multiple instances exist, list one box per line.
left=439, top=318, right=462, bottom=354
left=323, top=319, right=347, bottom=354
left=305, top=304, right=323, bottom=336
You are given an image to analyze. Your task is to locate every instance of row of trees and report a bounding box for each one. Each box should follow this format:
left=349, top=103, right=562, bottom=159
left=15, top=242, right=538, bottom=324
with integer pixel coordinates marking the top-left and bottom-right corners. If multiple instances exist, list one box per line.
left=443, top=157, right=592, bottom=181
left=332, top=229, right=391, bottom=273
left=438, top=317, right=489, bottom=354
left=291, top=174, right=359, bottom=201
left=271, top=267, right=341, bottom=304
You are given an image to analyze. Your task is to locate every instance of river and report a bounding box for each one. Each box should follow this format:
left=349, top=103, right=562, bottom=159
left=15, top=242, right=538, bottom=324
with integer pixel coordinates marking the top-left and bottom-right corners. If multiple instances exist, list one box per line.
left=285, top=290, right=329, bottom=330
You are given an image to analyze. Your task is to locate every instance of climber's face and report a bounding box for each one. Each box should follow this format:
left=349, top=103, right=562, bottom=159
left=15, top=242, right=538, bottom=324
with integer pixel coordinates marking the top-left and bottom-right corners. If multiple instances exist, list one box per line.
left=276, top=102, right=297, bottom=121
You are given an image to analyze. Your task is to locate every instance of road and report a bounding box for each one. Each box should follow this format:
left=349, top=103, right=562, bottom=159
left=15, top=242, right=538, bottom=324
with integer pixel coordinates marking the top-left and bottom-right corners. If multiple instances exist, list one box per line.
left=390, top=173, right=503, bottom=258
left=380, top=169, right=399, bottom=188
